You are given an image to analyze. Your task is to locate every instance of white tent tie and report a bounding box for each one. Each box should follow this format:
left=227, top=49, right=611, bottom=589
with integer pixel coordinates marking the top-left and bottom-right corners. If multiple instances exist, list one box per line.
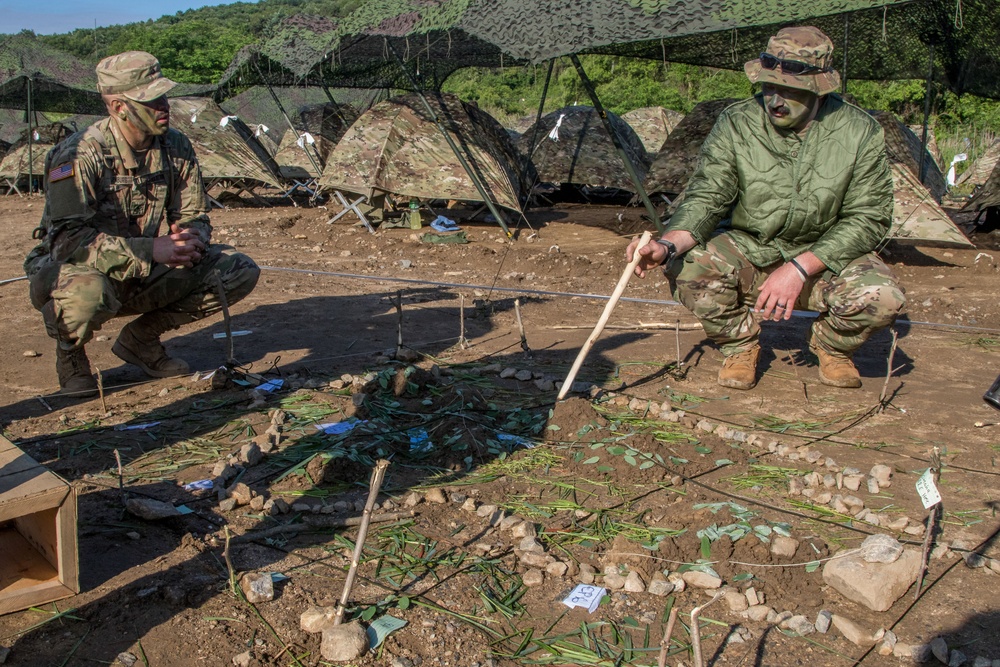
left=219, top=115, right=238, bottom=127
left=946, top=152, right=967, bottom=187
left=254, top=124, right=269, bottom=137
left=296, top=132, right=316, bottom=149
left=548, top=114, right=565, bottom=141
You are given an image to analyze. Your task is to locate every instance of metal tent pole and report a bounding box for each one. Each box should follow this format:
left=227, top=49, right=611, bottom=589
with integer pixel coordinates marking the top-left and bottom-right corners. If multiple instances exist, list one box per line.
left=918, top=44, right=935, bottom=186
left=387, top=40, right=513, bottom=238
left=26, top=77, right=33, bottom=194
left=568, top=54, right=664, bottom=233
left=841, top=13, right=851, bottom=95
left=254, top=61, right=323, bottom=179
left=520, top=59, right=554, bottom=185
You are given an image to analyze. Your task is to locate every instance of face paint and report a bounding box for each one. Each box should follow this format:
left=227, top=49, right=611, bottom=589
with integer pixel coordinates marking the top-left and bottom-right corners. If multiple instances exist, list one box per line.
left=762, top=84, right=819, bottom=132
left=123, top=97, right=170, bottom=136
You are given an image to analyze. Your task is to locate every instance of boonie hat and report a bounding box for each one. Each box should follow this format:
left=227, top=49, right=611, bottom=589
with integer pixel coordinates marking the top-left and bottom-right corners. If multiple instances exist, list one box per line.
left=744, top=26, right=841, bottom=96
left=96, top=51, right=176, bottom=102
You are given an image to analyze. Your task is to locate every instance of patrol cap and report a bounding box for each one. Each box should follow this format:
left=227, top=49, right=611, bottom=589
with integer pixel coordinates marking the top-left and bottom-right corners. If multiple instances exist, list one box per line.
left=744, top=27, right=841, bottom=96
left=96, top=51, right=176, bottom=102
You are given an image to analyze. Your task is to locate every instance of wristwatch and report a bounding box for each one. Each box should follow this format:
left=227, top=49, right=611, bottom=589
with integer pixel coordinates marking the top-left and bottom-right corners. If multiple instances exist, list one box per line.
left=655, top=238, right=677, bottom=266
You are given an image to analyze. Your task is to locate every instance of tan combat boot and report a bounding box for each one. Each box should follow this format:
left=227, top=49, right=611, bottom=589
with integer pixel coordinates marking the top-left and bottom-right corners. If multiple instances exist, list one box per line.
left=112, top=315, right=190, bottom=378
left=717, top=345, right=760, bottom=390
left=56, top=344, right=98, bottom=397
left=813, top=347, right=862, bottom=388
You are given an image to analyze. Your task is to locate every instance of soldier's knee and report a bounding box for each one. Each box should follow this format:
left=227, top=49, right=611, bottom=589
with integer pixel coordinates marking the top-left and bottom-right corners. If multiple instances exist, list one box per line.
left=868, top=284, right=906, bottom=327
left=222, top=254, right=260, bottom=304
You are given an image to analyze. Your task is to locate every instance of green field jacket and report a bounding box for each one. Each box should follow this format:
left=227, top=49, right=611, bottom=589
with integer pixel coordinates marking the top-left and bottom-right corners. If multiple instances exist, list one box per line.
left=666, top=94, right=893, bottom=274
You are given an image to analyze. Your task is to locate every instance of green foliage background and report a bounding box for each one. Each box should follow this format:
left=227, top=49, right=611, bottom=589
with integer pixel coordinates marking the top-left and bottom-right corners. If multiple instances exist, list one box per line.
left=7, top=0, right=1000, bottom=174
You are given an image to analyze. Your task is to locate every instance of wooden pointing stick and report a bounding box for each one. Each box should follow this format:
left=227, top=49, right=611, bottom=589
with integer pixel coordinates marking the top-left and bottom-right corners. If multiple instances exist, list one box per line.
left=557, top=231, right=652, bottom=400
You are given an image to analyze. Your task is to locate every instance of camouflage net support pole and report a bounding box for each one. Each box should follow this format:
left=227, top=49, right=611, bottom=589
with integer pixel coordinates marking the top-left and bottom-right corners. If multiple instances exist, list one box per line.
left=569, top=55, right=664, bottom=233
left=918, top=44, right=935, bottom=186
left=27, top=77, right=33, bottom=194
left=386, top=41, right=513, bottom=238
left=841, top=13, right=851, bottom=94
left=321, top=86, right=352, bottom=131
left=253, top=61, right=323, bottom=180
left=520, top=59, right=555, bottom=185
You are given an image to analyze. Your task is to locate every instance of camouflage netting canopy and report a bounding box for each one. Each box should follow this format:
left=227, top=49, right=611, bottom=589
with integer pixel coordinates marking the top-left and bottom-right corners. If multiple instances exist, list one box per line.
left=168, top=97, right=283, bottom=190
left=622, top=107, right=685, bottom=156
left=319, top=92, right=525, bottom=211
left=0, top=33, right=103, bottom=114
left=644, top=98, right=738, bottom=197
left=519, top=105, right=649, bottom=192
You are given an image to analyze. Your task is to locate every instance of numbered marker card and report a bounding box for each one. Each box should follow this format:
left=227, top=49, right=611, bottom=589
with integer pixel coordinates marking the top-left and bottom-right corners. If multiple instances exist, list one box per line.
left=561, top=584, right=606, bottom=614
left=915, top=468, right=942, bottom=509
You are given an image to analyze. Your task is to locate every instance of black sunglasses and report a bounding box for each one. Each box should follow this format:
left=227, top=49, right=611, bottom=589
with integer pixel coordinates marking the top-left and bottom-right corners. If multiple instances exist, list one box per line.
left=759, top=52, right=825, bottom=75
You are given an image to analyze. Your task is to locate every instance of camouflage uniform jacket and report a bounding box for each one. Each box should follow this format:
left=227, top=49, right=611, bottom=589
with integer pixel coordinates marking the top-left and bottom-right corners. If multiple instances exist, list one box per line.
left=24, top=117, right=211, bottom=282
left=666, top=94, right=893, bottom=274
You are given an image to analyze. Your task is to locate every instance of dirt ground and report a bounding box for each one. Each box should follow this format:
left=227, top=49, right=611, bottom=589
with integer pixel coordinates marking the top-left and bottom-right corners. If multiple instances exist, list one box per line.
left=1, top=190, right=999, bottom=667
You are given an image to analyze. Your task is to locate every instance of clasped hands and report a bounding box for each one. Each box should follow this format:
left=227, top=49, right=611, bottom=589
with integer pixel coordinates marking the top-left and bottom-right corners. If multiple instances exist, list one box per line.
left=152, top=223, right=206, bottom=269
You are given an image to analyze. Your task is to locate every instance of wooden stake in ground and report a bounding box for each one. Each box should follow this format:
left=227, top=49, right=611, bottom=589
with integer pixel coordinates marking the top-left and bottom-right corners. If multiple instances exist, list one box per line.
left=96, top=367, right=107, bottom=413
left=690, top=591, right=724, bottom=667
left=213, top=269, right=236, bottom=366
left=914, top=446, right=942, bottom=600
left=877, top=328, right=900, bottom=412
left=514, top=298, right=530, bottom=356
left=459, top=293, right=468, bottom=349
left=334, top=459, right=390, bottom=625
left=395, top=290, right=404, bottom=357
left=657, top=606, right=679, bottom=667
left=557, top=231, right=652, bottom=400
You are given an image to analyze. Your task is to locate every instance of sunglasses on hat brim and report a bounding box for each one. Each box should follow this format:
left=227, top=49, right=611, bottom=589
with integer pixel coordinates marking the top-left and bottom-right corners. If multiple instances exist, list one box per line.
left=759, top=53, right=826, bottom=76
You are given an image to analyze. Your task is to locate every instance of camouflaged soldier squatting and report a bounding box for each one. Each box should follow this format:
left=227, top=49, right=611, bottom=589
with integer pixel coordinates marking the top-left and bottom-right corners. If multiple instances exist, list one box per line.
left=24, top=52, right=259, bottom=392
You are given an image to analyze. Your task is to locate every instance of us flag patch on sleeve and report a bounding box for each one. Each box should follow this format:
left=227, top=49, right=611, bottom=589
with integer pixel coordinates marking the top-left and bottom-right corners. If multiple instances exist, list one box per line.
left=49, top=162, right=74, bottom=182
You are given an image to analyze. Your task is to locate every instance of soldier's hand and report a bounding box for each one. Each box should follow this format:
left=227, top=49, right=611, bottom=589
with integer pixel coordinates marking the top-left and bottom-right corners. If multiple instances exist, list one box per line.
left=626, top=236, right=666, bottom=278
left=153, top=224, right=206, bottom=268
left=755, top=264, right=804, bottom=322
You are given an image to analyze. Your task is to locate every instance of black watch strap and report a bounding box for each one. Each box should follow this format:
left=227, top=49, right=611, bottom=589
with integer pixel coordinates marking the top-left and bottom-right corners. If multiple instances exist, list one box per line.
left=655, top=238, right=677, bottom=265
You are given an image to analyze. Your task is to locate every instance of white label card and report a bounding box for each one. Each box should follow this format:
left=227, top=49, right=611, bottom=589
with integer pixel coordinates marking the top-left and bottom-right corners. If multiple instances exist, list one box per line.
left=561, top=584, right=605, bottom=613
left=915, top=468, right=942, bottom=509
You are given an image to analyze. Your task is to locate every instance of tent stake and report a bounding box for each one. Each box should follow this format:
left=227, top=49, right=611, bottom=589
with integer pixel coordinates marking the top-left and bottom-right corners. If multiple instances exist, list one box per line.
left=569, top=55, right=664, bottom=233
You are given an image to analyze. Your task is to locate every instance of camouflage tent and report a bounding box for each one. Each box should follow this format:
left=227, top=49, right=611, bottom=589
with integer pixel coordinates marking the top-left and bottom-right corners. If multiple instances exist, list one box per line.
left=644, top=98, right=738, bottom=197
left=622, top=107, right=684, bottom=156
left=318, top=92, right=524, bottom=211
left=956, top=139, right=1000, bottom=189
left=518, top=105, right=649, bottom=192
left=168, top=97, right=283, bottom=190
left=965, top=160, right=1000, bottom=212
left=888, top=162, right=972, bottom=247
left=869, top=111, right=946, bottom=201
left=908, top=123, right=943, bottom=169
left=274, top=128, right=332, bottom=181
left=0, top=122, right=74, bottom=192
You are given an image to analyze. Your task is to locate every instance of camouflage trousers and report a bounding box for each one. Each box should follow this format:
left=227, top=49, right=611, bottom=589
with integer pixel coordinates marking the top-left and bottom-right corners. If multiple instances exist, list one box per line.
left=28, top=245, right=260, bottom=349
left=666, top=233, right=905, bottom=356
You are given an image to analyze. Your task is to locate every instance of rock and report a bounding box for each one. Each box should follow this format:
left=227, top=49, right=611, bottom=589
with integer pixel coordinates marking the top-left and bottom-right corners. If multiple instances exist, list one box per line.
left=624, top=570, right=646, bottom=593
left=905, top=523, right=927, bottom=536
left=511, top=521, right=537, bottom=539
left=519, top=536, right=545, bottom=553
left=272, top=498, right=290, bottom=514
left=461, top=498, right=479, bottom=512
left=813, top=490, right=833, bottom=505
left=745, top=605, right=772, bottom=622
left=424, top=488, right=447, bottom=504
left=823, top=474, right=836, bottom=488
left=522, top=569, right=545, bottom=587
left=126, top=498, right=182, bottom=520
left=603, top=572, right=626, bottom=590
left=949, top=650, right=967, bottom=667
left=830, top=495, right=850, bottom=514
left=403, top=492, right=422, bottom=507
left=647, top=572, right=674, bottom=596
left=823, top=547, right=922, bottom=611
left=780, top=615, right=815, bottom=636
left=219, top=497, right=238, bottom=512
left=844, top=475, right=865, bottom=491
left=745, top=587, right=760, bottom=607
left=885, top=516, right=910, bottom=531
left=930, top=637, right=950, bottom=663
left=815, top=610, right=832, bottom=633
left=232, top=651, right=254, bottom=667
left=213, top=461, right=237, bottom=481
left=860, top=534, right=904, bottom=563
left=240, top=572, right=274, bottom=604
left=321, top=620, right=369, bottom=661
left=514, top=369, right=533, bottom=381
left=391, top=658, right=414, bottom=667
left=239, top=443, right=263, bottom=466
left=765, top=609, right=779, bottom=624
left=878, top=630, right=898, bottom=655
left=116, top=653, right=137, bottom=667
left=842, top=495, right=865, bottom=513
left=681, top=570, right=723, bottom=589
left=22, top=350, right=40, bottom=357
left=228, top=483, right=253, bottom=506
left=519, top=551, right=552, bottom=568
left=667, top=574, right=686, bottom=592
left=972, top=657, right=991, bottom=667
left=249, top=495, right=265, bottom=512
left=964, top=552, right=987, bottom=568
left=478, top=505, right=506, bottom=525
left=788, top=477, right=805, bottom=495
left=724, top=589, right=749, bottom=612
left=546, top=561, right=568, bottom=577
left=774, top=611, right=793, bottom=623
left=499, top=516, right=522, bottom=532
left=770, top=536, right=799, bottom=559
left=579, top=563, right=596, bottom=584
left=804, top=472, right=822, bottom=487
left=831, top=615, right=876, bottom=647
left=870, top=464, right=893, bottom=486
left=499, top=367, right=517, bottom=379
left=300, top=605, right=337, bottom=633
left=867, top=477, right=881, bottom=494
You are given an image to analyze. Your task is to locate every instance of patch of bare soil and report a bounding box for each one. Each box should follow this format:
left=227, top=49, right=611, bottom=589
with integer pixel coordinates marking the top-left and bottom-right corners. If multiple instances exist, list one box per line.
left=0, top=193, right=999, bottom=667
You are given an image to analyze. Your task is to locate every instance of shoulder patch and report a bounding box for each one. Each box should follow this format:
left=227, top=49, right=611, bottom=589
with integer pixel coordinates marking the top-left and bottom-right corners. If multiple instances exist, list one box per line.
left=49, top=162, right=75, bottom=183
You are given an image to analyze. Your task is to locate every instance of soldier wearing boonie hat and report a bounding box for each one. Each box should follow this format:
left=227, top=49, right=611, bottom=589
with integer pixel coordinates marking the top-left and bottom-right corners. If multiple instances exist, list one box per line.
left=627, top=26, right=904, bottom=392
left=23, top=51, right=260, bottom=397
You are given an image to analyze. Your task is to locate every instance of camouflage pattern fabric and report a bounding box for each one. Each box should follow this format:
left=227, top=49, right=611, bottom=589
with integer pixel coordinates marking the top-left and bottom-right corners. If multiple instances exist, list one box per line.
left=0, top=141, right=53, bottom=180
left=0, top=32, right=104, bottom=114
left=274, top=127, right=331, bottom=180
left=666, top=232, right=905, bottom=356
left=966, top=159, right=1000, bottom=212
left=957, top=139, right=1000, bottom=188
left=168, top=97, right=282, bottom=189
left=518, top=105, right=649, bottom=192
left=23, top=116, right=259, bottom=348
left=297, top=102, right=359, bottom=146
left=908, top=123, right=943, bottom=170
left=869, top=111, right=946, bottom=201
left=622, top=107, right=685, bottom=156
left=888, top=163, right=973, bottom=247
left=644, top=99, right=738, bottom=196
left=319, top=92, right=525, bottom=211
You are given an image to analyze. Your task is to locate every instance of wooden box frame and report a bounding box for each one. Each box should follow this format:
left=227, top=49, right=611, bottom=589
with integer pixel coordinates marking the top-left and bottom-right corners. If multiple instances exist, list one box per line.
left=0, top=434, right=79, bottom=615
